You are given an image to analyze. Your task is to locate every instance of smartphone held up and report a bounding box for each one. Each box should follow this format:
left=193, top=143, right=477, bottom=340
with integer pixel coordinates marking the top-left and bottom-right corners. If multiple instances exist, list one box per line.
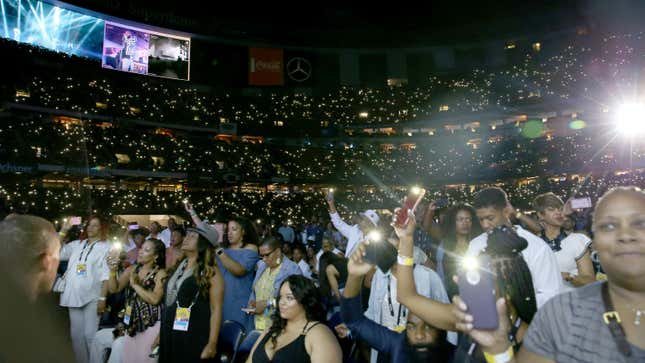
left=394, top=186, right=426, bottom=228
left=457, top=256, right=499, bottom=330
left=570, top=197, right=592, bottom=209
left=363, top=230, right=398, bottom=273
left=326, top=188, right=334, bottom=203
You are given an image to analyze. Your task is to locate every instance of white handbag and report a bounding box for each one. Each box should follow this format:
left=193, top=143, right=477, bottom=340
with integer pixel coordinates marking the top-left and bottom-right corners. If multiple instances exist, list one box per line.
left=52, top=271, right=67, bottom=293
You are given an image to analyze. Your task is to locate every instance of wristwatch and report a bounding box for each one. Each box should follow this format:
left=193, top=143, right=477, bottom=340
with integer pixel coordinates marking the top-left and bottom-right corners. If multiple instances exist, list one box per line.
left=216, top=248, right=224, bottom=256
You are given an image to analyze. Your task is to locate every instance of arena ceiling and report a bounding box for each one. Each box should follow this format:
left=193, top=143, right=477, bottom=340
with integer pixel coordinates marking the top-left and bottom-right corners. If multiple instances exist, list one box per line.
left=62, top=0, right=598, bottom=48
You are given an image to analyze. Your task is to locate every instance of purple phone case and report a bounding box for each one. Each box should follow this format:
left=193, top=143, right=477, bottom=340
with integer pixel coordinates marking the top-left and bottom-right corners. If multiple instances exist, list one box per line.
left=458, top=263, right=499, bottom=330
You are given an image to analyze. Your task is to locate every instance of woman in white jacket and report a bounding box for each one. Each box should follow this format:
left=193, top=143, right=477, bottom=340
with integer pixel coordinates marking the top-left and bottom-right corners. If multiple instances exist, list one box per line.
left=59, top=216, right=111, bottom=363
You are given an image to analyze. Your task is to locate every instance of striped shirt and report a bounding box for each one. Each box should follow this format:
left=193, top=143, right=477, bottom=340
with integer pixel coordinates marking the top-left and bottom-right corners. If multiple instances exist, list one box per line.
left=523, top=281, right=645, bottom=363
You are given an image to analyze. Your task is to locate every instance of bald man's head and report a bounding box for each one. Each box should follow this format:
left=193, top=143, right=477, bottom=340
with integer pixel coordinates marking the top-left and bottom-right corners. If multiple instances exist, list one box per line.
left=0, top=215, right=61, bottom=300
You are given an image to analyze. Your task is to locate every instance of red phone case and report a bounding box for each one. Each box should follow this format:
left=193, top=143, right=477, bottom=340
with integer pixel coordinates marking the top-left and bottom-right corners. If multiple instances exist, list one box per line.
left=395, top=190, right=426, bottom=227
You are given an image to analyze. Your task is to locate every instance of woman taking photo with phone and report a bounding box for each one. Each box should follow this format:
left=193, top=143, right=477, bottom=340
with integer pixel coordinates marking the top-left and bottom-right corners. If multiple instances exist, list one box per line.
left=107, top=238, right=167, bottom=363
left=532, top=193, right=595, bottom=289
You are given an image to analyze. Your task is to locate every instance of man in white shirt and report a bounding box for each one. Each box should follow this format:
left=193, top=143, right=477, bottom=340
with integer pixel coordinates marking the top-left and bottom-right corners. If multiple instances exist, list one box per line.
left=467, top=187, right=563, bottom=308
left=147, top=221, right=171, bottom=247
left=325, top=193, right=380, bottom=257
left=314, top=238, right=344, bottom=274
left=277, top=220, right=296, bottom=243
left=292, top=244, right=312, bottom=279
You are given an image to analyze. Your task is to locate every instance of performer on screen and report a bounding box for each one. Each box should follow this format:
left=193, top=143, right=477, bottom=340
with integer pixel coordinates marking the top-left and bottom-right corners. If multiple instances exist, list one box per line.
left=119, top=31, right=137, bottom=72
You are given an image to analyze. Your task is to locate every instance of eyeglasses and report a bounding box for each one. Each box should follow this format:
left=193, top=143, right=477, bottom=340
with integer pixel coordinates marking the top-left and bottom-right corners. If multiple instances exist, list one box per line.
left=260, top=248, right=278, bottom=258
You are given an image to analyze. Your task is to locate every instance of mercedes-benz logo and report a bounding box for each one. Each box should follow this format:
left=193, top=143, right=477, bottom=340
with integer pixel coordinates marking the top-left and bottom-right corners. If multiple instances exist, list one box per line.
left=286, top=57, right=312, bottom=82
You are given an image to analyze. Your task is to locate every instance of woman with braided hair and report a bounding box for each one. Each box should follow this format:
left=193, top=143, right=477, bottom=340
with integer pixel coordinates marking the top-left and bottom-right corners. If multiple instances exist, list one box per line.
left=484, top=226, right=538, bottom=328
left=450, top=226, right=537, bottom=362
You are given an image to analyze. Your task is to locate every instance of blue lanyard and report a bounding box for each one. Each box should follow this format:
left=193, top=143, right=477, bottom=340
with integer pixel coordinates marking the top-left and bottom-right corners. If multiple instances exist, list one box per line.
left=79, top=240, right=98, bottom=263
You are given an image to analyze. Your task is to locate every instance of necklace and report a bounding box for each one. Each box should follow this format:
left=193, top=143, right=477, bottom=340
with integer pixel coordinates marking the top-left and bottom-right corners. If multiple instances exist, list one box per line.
left=612, top=289, right=644, bottom=326
left=629, top=307, right=643, bottom=326
left=621, top=302, right=644, bottom=326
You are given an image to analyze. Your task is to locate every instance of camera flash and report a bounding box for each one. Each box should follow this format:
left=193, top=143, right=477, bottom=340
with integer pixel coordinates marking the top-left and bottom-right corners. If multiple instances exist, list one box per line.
left=462, top=256, right=479, bottom=271
left=367, top=230, right=382, bottom=242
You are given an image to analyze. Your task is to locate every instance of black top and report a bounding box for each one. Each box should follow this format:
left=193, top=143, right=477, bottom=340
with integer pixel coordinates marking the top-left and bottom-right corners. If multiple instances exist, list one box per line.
left=252, top=322, right=320, bottom=363
left=159, top=275, right=220, bottom=363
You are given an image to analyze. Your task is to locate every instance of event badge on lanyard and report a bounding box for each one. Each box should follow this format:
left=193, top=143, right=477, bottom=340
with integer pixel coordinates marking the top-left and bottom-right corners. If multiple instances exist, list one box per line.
left=123, top=306, right=132, bottom=325
left=76, top=263, right=87, bottom=277
left=173, top=307, right=191, bottom=331
left=77, top=241, right=96, bottom=277
left=173, top=292, right=198, bottom=332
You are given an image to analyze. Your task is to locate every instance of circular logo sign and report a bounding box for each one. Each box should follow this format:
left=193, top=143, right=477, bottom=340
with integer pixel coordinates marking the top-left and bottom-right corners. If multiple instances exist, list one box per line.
left=286, top=57, right=312, bottom=82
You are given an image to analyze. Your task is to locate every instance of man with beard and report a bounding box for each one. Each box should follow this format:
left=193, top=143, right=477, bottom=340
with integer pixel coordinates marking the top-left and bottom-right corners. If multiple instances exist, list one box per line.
left=339, top=241, right=453, bottom=363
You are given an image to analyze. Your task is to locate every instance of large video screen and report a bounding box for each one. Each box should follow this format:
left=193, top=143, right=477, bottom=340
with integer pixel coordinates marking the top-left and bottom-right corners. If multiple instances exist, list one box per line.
left=102, top=21, right=190, bottom=80
left=0, top=0, right=104, bottom=59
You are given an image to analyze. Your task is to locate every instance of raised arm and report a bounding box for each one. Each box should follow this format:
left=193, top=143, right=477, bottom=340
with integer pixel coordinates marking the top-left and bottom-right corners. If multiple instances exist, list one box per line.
left=511, top=206, right=542, bottom=234
left=393, top=213, right=456, bottom=331
left=342, top=242, right=405, bottom=356
left=422, top=202, right=443, bottom=241
left=184, top=201, right=203, bottom=226
left=326, top=194, right=355, bottom=238
left=107, top=258, right=133, bottom=293
left=217, top=249, right=251, bottom=277
left=58, top=220, right=75, bottom=261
